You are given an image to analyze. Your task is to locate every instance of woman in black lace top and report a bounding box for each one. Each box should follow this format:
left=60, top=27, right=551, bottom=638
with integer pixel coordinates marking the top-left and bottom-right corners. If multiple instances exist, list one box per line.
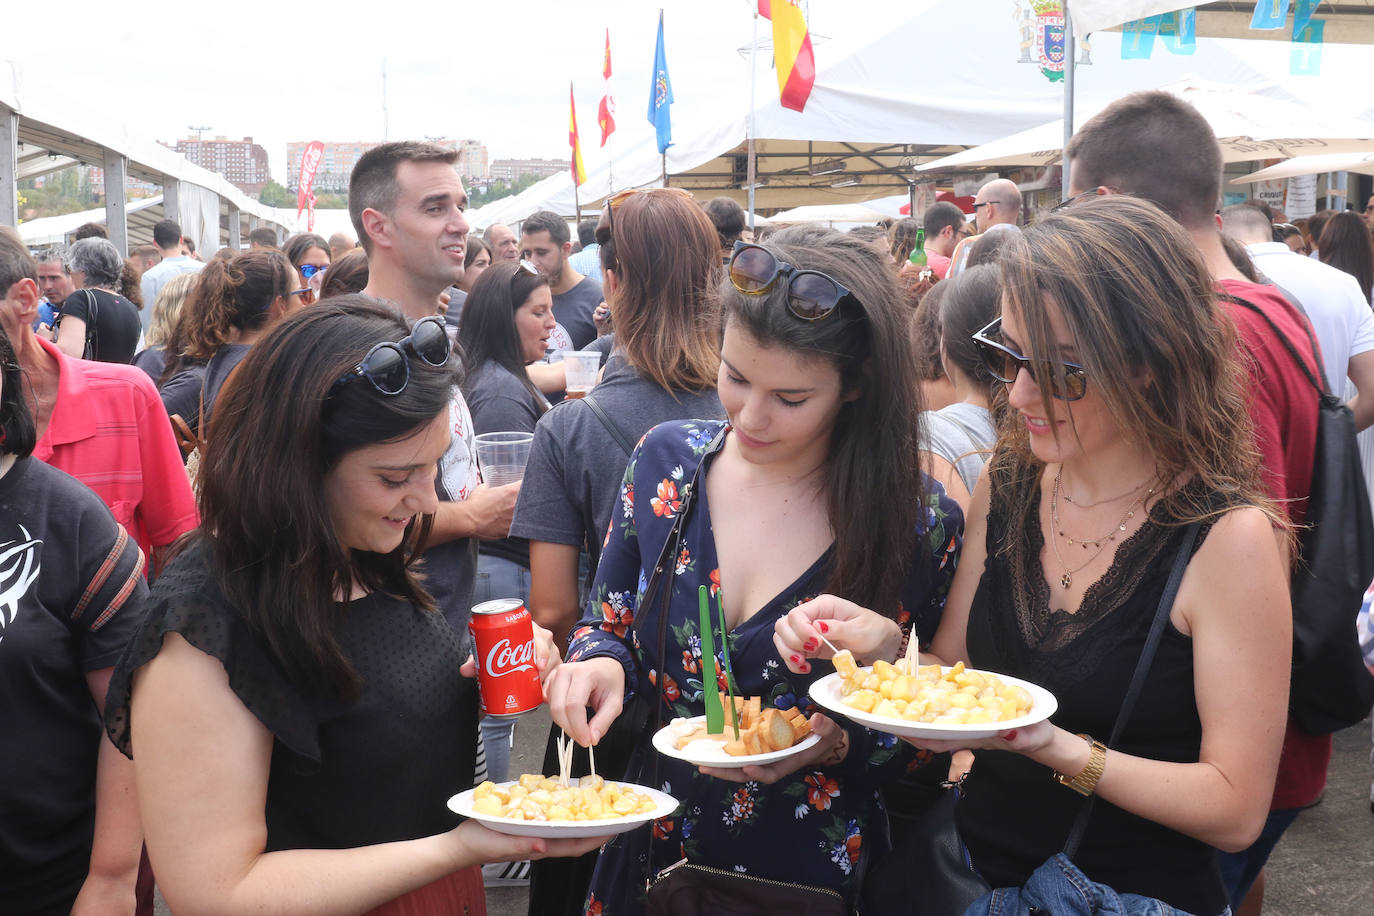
left=777, top=197, right=1293, bottom=914
left=104, top=298, right=605, bottom=914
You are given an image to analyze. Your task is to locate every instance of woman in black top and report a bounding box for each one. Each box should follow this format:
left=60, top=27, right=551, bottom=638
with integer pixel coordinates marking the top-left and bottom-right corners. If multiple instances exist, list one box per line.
left=0, top=322, right=149, bottom=914
left=779, top=197, right=1292, bottom=915
left=55, top=237, right=142, bottom=363
left=104, top=298, right=604, bottom=914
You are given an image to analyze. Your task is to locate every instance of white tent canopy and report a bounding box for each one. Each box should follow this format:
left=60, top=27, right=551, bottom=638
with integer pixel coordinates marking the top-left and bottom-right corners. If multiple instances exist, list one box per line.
left=1232, top=152, right=1374, bottom=184
left=471, top=0, right=1374, bottom=224
left=917, top=77, right=1374, bottom=172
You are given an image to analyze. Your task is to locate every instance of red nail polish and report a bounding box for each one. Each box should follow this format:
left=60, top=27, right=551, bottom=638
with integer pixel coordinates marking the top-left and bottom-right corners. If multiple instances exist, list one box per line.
left=1002, top=729, right=1018, bottom=742
left=790, top=654, right=803, bottom=665
left=799, top=660, right=812, bottom=673
left=817, top=621, right=829, bottom=634
left=804, top=639, right=818, bottom=651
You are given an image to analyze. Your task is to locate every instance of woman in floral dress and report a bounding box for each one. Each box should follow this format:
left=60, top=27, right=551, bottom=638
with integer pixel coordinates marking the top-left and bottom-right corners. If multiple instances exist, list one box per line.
left=546, top=226, right=963, bottom=914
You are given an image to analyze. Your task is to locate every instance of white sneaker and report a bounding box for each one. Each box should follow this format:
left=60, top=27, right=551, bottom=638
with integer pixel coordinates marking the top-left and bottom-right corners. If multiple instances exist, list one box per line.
left=482, top=860, right=531, bottom=887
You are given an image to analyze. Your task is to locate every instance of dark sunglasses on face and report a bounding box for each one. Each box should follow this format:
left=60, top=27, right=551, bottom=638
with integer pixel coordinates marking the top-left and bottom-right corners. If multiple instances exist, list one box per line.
left=300, top=264, right=327, bottom=279
left=971, top=316, right=1088, bottom=401
left=333, top=316, right=451, bottom=395
left=728, top=240, right=852, bottom=321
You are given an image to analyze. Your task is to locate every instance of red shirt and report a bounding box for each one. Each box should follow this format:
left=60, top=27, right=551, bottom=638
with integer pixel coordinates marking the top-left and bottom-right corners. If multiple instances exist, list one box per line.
left=1218, top=279, right=1328, bottom=810
left=32, top=337, right=198, bottom=564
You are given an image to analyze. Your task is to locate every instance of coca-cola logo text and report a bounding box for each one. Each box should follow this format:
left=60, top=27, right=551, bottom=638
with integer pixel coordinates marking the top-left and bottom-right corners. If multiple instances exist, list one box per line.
left=485, top=637, right=535, bottom=677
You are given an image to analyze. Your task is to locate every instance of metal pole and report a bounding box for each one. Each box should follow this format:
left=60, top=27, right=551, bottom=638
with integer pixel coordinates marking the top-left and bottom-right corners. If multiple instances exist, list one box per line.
left=162, top=177, right=181, bottom=225
left=574, top=175, right=582, bottom=224
left=103, top=149, right=128, bottom=255
left=0, top=104, right=17, bottom=226
left=228, top=203, right=241, bottom=249
left=662, top=152, right=668, bottom=188
left=1062, top=0, right=1076, bottom=200
left=747, top=9, right=759, bottom=231
left=909, top=182, right=917, bottom=223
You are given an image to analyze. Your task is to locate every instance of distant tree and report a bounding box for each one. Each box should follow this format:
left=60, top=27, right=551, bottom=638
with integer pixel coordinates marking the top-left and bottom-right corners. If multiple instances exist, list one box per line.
left=259, top=180, right=294, bottom=207
left=468, top=173, right=541, bottom=209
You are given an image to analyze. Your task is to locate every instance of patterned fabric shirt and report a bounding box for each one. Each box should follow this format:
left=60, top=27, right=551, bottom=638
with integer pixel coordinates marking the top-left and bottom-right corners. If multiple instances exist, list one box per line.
left=567, top=419, right=962, bottom=915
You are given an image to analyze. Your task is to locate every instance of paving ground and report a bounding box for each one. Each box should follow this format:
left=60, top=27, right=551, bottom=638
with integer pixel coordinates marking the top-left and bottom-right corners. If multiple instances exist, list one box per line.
left=158, top=708, right=1374, bottom=915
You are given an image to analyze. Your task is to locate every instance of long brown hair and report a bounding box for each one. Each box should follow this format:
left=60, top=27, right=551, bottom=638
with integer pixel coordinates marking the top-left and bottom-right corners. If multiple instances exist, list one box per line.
left=605, top=189, right=721, bottom=393
left=1319, top=211, right=1374, bottom=303
left=721, top=225, right=927, bottom=615
left=991, top=195, right=1277, bottom=545
left=181, top=249, right=295, bottom=360
left=198, top=297, right=460, bottom=699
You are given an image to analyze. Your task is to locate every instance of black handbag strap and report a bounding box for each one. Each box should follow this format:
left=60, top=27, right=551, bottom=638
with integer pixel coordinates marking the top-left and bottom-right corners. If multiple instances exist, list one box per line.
left=583, top=393, right=636, bottom=457
left=1222, top=291, right=1329, bottom=398
left=1063, top=521, right=1200, bottom=858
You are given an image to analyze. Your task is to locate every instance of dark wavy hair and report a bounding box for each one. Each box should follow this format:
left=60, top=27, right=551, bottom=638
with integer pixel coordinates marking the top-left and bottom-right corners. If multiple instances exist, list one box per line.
left=720, top=225, right=927, bottom=615
left=0, top=324, right=36, bottom=459
left=1319, top=211, right=1374, bottom=303
left=180, top=249, right=296, bottom=361
left=457, top=260, right=550, bottom=415
left=197, top=297, right=461, bottom=699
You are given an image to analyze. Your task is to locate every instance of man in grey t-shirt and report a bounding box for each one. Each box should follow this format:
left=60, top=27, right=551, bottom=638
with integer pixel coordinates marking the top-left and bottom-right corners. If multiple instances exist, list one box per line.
left=520, top=210, right=602, bottom=349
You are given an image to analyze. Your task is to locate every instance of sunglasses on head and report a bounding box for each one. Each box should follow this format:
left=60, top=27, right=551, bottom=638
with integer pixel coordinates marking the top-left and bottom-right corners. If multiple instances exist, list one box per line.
left=971, top=316, right=1088, bottom=401
left=728, top=241, right=852, bottom=321
left=333, top=316, right=451, bottom=396
left=300, top=264, right=327, bottom=279
left=597, top=186, right=695, bottom=246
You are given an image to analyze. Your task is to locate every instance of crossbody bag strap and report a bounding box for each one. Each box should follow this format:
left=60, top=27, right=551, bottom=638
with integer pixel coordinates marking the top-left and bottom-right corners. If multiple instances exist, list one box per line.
left=1062, top=521, right=1201, bottom=859
left=583, top=393, right=636, bottom=457
left=1222, top=291, right=1329, bottom=397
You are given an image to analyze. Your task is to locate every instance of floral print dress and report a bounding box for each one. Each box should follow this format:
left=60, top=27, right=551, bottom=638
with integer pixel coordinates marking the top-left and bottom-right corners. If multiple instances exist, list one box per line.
left=567, top=419, right=962, bottom=915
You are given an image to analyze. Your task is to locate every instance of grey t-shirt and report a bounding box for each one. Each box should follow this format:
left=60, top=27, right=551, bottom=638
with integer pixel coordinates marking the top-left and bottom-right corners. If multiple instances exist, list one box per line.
left=464, top=360, right=547, bottom=437
left=423, top=390, right=481, bottom=647
left=510, top=354, right=724, bottom=584
left=552, top=276, right=603, bottom=350
left=464, top=360, right=548, bottom=569
left=922, top=402, right=996, bottom=495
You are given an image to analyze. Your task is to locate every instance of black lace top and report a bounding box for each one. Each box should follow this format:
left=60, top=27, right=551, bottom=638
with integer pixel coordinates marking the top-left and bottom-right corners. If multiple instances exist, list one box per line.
left=957, top=470, right=1228, bottom=916
left=104, top=542, right=479, bottom=851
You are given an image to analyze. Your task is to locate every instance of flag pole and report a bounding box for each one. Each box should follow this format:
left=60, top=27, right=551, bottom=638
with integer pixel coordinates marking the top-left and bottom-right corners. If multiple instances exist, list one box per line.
left=747, top=5, right=759, bottom=232
left=662, top=152, right=668, bottom=188
left=575, top=178, right=582, bottom=223
left=1062, top=0, right=1076, bottom=201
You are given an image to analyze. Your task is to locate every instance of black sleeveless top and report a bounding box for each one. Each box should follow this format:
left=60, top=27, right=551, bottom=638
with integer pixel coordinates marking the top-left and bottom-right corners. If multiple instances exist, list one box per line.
left=105, top=543, right=479, bottom=851
left=957, top=471, right=1227, bottom=916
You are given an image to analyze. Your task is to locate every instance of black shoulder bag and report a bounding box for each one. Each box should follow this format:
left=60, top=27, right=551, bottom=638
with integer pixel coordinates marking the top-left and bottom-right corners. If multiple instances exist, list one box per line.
left=55, top=288, right=100, bottom=359
left=1227, top=294, right=1374, bottom=734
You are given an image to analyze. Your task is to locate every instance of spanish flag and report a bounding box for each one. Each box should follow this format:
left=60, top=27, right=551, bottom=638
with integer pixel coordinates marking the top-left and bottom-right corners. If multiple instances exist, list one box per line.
left=759, top=0, right=815, bottom=113
left=569, top=82, right=588, bottom=186
left=598, top=29, right=616, bottom=147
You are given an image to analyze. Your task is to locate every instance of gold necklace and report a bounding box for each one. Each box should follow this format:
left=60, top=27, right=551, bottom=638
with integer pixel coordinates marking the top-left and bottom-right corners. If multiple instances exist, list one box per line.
left=1060, top=471, right=1152, bottom=509
left=1049, top=469, right=1153, bottom=589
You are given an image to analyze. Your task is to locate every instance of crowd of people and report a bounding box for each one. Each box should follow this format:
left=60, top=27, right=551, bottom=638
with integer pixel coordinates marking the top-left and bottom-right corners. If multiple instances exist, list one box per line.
left=4, top=86, right=1374, bottom=916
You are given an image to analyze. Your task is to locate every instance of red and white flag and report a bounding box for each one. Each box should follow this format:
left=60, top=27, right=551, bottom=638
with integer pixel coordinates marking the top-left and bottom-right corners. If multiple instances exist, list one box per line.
left=597, top=28, right=616, bottom=147
left=296, top=140, right=324, bottom=231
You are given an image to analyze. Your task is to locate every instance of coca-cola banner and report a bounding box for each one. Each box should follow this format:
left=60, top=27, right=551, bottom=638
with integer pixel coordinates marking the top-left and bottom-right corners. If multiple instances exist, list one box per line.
left=296, top=140, right=324, bottom=232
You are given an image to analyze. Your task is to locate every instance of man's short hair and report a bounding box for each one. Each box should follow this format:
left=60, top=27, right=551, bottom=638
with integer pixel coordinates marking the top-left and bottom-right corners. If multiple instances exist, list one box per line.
left=153, top=219, right=183, bottom=249
left=922, top=201, right=966, bottom=239
left=73, top=222, right=109, bottom=241
left=576, top=218, right=598, bottom=248
left=521, top=210, right=569, bottom=247
left=249, top=227, right=279, bottom=248
left=35, top=245, right=70, bottom=272
left=349, top=141, right=459, bottom=254
left=0, top=225, right=39, bottom=291
left=483, top=224, right=510, bottom=245
left=1220, top=203, right=1274, bottom=245
left=1065, top=90, right=1221, bottom=229
left=1240, top=198, right=1274, bottom=223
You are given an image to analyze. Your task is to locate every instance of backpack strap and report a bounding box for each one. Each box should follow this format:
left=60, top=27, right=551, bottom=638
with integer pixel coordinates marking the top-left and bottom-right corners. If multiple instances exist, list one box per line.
left=1221, top=290, right=1328, bottom=398
left=583, top=393, right=636, bottom=457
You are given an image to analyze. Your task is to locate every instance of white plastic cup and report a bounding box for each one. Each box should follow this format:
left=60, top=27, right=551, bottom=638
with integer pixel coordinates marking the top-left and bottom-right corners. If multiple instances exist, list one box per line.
left=474, top=432, right=533, bottom=486
left=562, top=350, right=601, bottom=398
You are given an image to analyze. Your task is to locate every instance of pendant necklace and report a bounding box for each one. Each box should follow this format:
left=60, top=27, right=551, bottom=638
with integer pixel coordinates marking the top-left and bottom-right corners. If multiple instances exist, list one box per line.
left=1049, top=467, right=1154, bottom=590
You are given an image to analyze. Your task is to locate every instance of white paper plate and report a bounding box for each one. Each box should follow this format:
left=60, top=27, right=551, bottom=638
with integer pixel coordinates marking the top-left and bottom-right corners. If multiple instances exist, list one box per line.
left=809, top=668, right=1057, bottom=740
left=448, top=781, right=679, bottom=838
left=651, top=714, right=823, bottom=768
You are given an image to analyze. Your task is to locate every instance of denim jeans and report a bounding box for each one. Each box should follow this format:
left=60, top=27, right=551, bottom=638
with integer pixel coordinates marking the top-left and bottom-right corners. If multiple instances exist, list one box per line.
left=473, top=553, right=531, bottom=783
left=966, top=853, right=1202, bottom=916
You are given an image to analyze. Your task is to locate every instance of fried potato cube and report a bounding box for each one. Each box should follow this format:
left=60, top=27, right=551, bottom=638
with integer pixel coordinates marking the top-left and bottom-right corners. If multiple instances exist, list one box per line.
left=890, top=675, right=913, bottom=701
left=874, top=699, right=901, bottom=718
left=473, top=795, right=503, bottom=816
left=832, top=649, right=859, bottom=679
left=873, top=659, right=898, bottom=681
left=861, top=672, right=881, bottom=691
left=847, top=689, right=878, bottom=712
left=948, top=661, right=966, bottom=677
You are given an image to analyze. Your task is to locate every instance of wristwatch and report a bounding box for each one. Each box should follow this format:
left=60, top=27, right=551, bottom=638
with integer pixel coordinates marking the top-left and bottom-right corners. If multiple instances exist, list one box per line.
left=1053, top=733, right=1107, bottom=796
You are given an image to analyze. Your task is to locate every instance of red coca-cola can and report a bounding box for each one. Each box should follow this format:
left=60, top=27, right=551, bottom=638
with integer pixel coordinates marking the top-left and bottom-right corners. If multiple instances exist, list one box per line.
left=469, top=598, right=542, bottom=719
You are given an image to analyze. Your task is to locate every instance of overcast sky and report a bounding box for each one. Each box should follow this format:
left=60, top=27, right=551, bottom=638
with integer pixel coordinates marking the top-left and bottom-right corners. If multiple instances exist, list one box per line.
left=6, top=0, right=865, bottom=183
